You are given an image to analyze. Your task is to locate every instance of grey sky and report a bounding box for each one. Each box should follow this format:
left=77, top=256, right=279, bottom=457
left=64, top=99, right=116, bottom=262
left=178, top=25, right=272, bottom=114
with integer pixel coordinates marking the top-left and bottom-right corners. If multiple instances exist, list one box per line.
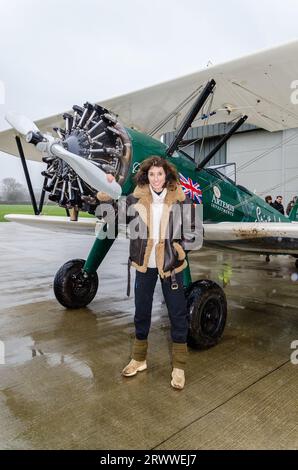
left=1, top=0, right=298, bottom=188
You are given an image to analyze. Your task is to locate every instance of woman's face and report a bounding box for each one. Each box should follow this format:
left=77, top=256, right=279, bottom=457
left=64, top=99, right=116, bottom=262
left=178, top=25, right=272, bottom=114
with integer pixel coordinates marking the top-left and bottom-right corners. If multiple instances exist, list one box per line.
left=148, top=165, right=166, bottom=192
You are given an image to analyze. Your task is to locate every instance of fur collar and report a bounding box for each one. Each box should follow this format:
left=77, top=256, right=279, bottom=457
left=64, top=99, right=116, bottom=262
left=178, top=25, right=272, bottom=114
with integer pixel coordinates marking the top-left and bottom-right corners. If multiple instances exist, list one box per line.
left=133, top=184, right=185, bottom=205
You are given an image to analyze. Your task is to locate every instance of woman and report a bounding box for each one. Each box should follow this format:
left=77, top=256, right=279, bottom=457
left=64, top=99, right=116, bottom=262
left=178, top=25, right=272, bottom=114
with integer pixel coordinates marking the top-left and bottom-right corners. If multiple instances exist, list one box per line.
left=97, top=156, right=203, bottom=390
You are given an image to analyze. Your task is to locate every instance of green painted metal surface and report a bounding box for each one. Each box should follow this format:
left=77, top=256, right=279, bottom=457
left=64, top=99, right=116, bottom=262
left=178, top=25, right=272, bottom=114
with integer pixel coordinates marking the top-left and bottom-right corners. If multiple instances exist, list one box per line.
left=83, top=222, right=118, bottom=273
left=126, top=128, right=290, bottom=224
left=289, top=202, right=298, bottom=222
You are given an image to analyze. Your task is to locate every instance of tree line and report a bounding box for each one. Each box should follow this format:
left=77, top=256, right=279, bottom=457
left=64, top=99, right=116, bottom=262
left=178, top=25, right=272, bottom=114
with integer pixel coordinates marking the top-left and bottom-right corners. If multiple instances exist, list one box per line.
left=0, top=178, right=43, bottom=203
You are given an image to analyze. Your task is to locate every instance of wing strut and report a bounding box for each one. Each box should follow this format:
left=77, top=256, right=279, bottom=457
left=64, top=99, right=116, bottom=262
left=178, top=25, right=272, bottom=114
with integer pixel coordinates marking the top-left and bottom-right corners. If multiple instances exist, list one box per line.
left=166, top=79, right=216, bottom=157
left=15, top=136, right=70, bottom=217
left=196, top=115, right=248, bottom=171
left=16, top=136, right=39, bottom=215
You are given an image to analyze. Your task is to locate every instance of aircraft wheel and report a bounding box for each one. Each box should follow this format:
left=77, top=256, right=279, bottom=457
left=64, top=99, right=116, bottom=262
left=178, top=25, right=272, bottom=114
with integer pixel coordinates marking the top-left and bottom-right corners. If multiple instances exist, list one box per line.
left=54, top=259, right=98, bottom=309
left=185, top=280, right=227, bottom=349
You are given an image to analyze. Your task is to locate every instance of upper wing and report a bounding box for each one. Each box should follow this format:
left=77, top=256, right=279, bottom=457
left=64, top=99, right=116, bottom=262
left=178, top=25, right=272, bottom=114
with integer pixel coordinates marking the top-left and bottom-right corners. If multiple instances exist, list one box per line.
left=1, top=40, right=298, bottom=161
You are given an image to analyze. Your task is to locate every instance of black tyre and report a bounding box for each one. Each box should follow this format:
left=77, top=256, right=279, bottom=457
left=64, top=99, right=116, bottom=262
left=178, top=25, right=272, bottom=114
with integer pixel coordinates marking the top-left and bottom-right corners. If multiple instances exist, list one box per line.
left=185, top=280, right=227, bottom=349
left=54, top=259, right=98, bottom=309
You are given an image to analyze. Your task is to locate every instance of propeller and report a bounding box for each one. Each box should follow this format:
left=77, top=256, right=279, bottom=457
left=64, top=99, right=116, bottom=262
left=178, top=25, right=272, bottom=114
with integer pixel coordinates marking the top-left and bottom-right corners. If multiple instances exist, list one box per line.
left=5, top=111, right=39, bottom=136
left=6, top=111, right=122, bottom=200
left=50, top=143, right=122, bottom=199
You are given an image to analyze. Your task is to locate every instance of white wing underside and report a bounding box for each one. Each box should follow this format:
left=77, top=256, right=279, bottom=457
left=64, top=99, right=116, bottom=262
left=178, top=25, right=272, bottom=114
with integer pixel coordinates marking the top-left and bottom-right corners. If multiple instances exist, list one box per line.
left=4, top=215, right=298, bottom=255
left=204, top=221, right=298, bottom=255
left=1, top=40, right=298, bottom=161
left=4, top=214, right=98, bottom=235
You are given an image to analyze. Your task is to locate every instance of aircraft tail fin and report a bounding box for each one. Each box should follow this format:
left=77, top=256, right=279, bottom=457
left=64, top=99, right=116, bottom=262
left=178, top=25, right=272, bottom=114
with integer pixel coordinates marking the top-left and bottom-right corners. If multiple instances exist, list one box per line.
left=289, top=202, right=298, bottom=221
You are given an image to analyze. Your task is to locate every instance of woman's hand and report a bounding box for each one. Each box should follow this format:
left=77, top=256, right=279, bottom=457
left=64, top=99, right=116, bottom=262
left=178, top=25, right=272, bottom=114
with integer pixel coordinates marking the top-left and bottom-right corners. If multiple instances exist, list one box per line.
left=96, top=174, right=115, bottom=201
left=106, top=173, right=115, bottom=183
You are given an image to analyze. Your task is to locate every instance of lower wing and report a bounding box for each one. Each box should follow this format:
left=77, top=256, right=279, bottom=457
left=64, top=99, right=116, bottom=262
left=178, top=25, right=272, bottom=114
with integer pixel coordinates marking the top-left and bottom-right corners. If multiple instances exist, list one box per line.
left=5, top=215, right=298, bottom=256
left=204, top=222, right=298, bottom=255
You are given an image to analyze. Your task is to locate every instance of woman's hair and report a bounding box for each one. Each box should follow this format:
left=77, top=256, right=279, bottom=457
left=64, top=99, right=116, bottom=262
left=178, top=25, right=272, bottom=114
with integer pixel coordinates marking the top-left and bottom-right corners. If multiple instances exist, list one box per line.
left=134, top=156, right=179, bottom=190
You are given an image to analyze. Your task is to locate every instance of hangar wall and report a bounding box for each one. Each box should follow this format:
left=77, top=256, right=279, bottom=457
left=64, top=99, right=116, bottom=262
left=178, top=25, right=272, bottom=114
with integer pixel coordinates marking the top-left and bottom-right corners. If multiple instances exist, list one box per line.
left=227, top=128, right=298, bottom=204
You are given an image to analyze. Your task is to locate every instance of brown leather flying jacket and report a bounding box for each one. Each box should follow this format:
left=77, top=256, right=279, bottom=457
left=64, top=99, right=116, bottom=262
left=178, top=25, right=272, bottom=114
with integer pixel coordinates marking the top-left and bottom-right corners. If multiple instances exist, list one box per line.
left=122, top=184, right=203, bottom=279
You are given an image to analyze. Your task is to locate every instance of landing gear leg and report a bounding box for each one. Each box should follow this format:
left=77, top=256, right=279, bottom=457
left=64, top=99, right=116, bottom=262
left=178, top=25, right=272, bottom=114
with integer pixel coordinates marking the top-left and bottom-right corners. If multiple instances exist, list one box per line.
left=54, top=220, right=117, bottom=308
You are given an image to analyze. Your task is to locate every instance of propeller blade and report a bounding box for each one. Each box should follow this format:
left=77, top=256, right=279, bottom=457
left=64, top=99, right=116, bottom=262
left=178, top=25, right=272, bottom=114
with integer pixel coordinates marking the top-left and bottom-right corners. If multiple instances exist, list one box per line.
left=50, top=143, right=122, bottom=199
left=5, top=112, right=39, bottom=136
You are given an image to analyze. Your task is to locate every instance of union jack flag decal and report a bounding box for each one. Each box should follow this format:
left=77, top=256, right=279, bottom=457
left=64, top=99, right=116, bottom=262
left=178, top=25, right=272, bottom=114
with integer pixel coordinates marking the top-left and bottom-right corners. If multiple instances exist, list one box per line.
left=179, top=172, right=203, bottom=204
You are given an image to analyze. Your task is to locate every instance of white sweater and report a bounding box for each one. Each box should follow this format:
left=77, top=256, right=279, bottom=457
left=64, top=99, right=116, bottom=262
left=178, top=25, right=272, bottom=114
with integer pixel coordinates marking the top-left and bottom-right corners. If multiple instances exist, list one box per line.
left=147, top=186, right=167, bottom=268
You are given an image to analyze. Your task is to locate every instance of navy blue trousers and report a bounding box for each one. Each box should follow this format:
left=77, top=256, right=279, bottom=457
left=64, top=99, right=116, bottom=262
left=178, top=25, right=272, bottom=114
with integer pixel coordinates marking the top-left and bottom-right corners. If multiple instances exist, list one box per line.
left=134, top=268, right=188, bottom=343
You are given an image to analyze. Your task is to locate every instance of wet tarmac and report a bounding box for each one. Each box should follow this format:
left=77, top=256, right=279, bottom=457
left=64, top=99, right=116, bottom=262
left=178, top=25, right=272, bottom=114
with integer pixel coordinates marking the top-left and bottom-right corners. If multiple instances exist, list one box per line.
left=0, top=222, right=298, bottom=450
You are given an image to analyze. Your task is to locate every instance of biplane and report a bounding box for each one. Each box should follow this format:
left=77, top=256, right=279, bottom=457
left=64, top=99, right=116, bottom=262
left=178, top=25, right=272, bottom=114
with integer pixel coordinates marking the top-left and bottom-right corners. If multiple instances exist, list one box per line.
left=1, top=40, right=298, bottom=348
